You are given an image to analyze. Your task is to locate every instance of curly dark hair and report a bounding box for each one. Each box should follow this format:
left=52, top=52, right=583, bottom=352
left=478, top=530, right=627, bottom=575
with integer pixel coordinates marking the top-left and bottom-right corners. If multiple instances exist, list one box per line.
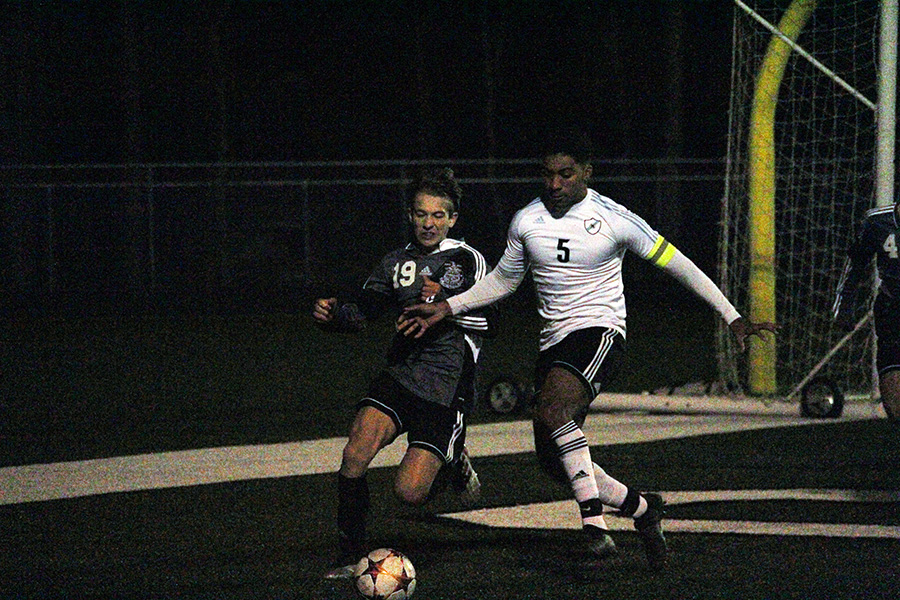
left=407, top=167, right=462, bottom=213
left=540, top=126, right=593, bottom=166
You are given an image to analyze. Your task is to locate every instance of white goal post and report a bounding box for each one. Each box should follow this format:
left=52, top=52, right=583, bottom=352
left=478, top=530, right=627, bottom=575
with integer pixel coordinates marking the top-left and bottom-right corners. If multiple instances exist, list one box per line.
left=718, top=0, right=897, bottom=400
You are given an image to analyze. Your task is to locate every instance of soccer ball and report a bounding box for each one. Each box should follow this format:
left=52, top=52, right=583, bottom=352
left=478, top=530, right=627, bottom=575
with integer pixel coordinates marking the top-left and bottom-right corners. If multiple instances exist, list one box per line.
left=353, top=547, right=416, bottom=599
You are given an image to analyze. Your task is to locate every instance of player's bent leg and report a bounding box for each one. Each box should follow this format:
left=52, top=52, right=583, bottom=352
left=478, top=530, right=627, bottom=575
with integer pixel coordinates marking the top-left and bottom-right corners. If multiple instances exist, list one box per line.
left=326, top=472, right=371, bottom=579
left=341, top=406, right=398, bottom=477
left=533, top=419, right=617, bottom=556
left=394, top=446, right=445, bottom=506
left=534, top=367, right=620, bottom=559
left=533, top=366, right=592, bottom=431
left=326, top=407, right=398, bottom=580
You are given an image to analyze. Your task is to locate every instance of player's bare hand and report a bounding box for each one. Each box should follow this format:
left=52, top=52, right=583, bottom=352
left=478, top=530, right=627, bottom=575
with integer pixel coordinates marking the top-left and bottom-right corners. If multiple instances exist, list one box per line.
left=313, top=297, right=337, bottom=323
left=401, top=300, right=452, bottom=338
left=396, top=314, right=428, bottom=336
left=729, top=317, right=779, bottom=352
left=420, top=274, right=441, bottom=302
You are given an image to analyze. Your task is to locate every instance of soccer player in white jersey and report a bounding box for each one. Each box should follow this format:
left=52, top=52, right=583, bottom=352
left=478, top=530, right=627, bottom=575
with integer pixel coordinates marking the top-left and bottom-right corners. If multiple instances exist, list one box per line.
left=400, top=130, right=777, bottom=569
left=314, top=168, right=494, bottom=579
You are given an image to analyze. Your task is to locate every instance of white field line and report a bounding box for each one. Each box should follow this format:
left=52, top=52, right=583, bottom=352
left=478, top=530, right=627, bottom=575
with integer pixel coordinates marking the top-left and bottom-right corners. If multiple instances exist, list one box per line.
left=440, top=489, right=900, bottom=539
left=0, top=396, right=881, bottom=506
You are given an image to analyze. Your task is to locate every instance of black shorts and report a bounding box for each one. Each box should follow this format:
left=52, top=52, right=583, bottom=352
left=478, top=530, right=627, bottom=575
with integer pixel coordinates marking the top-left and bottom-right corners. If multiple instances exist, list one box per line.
left=531, top=327, right=625, bottom=484
left=358, top=372, right=466, bottom=465
left=535, top=327, right=626, bottom=403
left=874, top=297, right=900, bottom=375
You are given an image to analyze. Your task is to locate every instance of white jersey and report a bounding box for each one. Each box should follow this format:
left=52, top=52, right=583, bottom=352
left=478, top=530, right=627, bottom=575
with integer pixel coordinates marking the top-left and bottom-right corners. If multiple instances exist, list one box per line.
left=502, top=189, right=668, bottom=347
left=448, top=188, right=740, bottom=351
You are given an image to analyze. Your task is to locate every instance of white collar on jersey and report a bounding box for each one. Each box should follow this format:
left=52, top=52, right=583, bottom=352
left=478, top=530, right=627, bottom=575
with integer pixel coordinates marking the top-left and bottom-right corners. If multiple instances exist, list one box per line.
left=405, top=237, right=465, bottom=255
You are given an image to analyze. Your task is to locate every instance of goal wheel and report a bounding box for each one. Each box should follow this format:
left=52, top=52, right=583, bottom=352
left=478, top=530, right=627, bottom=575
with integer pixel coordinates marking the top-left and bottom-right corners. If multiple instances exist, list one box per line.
left=800, top=376, right=844, bottom=419
left=485, top=376, right=523, bottom=414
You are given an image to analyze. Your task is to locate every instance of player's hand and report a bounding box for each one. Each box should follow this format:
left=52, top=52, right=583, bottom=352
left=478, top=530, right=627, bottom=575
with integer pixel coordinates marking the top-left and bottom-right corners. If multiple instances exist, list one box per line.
left=729, top=317, right=779, bottom=352
left=401, top=300, right=452, bottom=338
left=420, top=274, right=441, bottom=302
left=396, top=314, right=428, bottom=336
left=313, top=297, right=337, bottom=324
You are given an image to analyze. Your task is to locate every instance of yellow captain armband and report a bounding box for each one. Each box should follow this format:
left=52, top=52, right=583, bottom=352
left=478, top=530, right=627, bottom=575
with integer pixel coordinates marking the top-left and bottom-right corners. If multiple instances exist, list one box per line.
left=647, top=236, right=677, bottom=267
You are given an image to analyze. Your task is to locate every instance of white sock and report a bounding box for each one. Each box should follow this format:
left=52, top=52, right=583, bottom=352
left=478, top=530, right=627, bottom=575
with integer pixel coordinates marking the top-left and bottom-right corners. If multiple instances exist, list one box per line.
left=593, top=462, right=648, bottom=517
left=551, top=422, right=606, bottom=529
left=591, top=462, right=626, bottom=507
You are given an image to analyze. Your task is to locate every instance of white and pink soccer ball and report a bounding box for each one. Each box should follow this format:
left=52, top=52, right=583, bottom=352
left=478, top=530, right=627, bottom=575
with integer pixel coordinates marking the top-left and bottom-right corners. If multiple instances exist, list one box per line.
left=353, top=547, right=416, bottom=600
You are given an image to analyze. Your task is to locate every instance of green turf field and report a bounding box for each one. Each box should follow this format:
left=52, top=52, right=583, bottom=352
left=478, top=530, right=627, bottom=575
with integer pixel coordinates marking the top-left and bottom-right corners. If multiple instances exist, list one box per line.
left=1, top=418, right=897, bottom=599
left=3, top=301, right=897, bottom=599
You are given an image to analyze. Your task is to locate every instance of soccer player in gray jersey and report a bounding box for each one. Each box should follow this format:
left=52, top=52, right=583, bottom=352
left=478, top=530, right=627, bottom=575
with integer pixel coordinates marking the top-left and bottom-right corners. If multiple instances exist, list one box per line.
left=833, top=202, right=900, bottom=421
left=401, top=130, right=776, bottom=569
left=314, top=168, right=494, bottom=579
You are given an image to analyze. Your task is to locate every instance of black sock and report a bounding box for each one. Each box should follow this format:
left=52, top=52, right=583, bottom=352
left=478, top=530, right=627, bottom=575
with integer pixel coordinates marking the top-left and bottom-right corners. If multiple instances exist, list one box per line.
left=337, top=472, right=369, bottom=556
left=619, top=487, right=641, bottom=518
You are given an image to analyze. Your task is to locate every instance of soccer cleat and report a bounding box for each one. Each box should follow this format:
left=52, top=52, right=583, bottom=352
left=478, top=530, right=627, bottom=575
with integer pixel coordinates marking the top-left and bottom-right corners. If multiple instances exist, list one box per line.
left=583, top=524, right=618, bottom=559
left=325, top=532, right=363, bottom=579
left=323, top=560, right=357, bottom=580
left=451, top=445, right=481, bottom=503
left=634, top=492, right=668, bottom=569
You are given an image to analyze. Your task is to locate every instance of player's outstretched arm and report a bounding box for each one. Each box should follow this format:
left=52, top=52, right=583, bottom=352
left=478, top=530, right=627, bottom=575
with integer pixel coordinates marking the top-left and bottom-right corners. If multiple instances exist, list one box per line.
left=652, top=247, right=778, bottom=352
left=398, top=300, right=453, bottom=338
left=313, top=296, right=372, bottom=333
left=728, top=317, right=779, bottom=352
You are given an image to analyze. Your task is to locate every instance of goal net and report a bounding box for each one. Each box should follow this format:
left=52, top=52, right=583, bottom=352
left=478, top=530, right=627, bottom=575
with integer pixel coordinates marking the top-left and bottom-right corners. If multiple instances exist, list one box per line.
left=718, top=0, right=884, bottom=400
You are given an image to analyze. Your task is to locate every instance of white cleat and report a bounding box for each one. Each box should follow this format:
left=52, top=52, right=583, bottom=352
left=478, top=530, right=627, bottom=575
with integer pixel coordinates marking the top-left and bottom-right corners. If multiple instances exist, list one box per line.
left=453, top=446, right=481, bottom=504
left=323, top=562, right=356, bottom=580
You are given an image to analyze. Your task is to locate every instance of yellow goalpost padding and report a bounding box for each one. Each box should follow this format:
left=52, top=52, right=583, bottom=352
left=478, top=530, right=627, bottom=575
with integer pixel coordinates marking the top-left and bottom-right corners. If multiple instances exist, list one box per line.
left=747, top=0, right=817, bottom=395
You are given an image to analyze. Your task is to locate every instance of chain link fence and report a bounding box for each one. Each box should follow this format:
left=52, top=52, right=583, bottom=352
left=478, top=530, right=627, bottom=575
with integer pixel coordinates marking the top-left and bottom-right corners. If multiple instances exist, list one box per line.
left=1, top=159, right=725, bottom=315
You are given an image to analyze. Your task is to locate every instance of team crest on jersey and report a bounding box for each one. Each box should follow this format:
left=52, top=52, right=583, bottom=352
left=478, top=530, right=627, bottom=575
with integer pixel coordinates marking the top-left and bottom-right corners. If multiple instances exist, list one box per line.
left=439, top=262, right=464, bottom=289
left=584, top=218, right=602, bottom=234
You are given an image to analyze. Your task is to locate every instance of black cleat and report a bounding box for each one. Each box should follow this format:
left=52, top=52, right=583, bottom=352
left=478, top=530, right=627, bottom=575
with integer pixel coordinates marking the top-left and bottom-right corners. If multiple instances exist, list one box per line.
left=634, top=493, right=667, bottom=569
left=584, top=524, right=618, bottom=559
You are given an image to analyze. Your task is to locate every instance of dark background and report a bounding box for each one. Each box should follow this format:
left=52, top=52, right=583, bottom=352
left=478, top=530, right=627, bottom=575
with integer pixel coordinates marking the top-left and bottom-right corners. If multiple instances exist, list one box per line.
left=2, top=1, right=733, bottom=164
left=1, top=1, right=736, bottom=316
left=0, top=1, right=742, bottom=413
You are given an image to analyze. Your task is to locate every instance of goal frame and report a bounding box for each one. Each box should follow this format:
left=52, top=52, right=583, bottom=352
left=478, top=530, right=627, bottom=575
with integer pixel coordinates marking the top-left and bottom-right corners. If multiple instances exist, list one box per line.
left=726, top=0, right=897, bottom=398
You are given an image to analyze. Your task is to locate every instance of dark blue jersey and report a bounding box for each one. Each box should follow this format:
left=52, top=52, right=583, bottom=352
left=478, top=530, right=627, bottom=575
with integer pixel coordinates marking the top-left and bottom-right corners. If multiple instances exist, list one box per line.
left=833, top=204, right=900, bottom=319
left=334, top=238, right=493, bottom=408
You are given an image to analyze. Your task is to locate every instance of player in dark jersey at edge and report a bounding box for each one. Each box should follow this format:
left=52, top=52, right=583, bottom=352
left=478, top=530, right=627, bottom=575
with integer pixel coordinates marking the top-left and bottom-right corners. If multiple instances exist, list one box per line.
left=313, top=167, right=494, bottom=579
left=400, top=129, right=777, bottom=569
left=833, top=201, right=900, bottom=422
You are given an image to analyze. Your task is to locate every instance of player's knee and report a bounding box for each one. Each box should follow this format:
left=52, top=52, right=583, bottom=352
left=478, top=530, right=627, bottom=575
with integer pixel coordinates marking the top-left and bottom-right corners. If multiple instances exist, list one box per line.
left=535, top=389, right=588, bottom=430
left=533, top=398, right=572, bottom=431
left=341, top=441, right=378, bottom=475
left=532, top=393, right=555, bottom=423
